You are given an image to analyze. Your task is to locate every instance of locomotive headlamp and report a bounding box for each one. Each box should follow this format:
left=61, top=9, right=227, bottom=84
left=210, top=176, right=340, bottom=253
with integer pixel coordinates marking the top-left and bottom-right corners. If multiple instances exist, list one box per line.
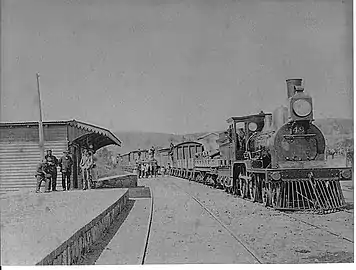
left=271, top=172, right=281, bottom=181
left=293, top=99, right=312, bottom=117
left=248, top=122, right=258, bottom=131
left=341, top=169, right=352, bottom=179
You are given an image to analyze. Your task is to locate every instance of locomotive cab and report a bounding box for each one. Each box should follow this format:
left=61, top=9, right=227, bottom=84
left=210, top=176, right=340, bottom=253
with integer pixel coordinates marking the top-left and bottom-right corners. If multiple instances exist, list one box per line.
left=224, top=111, right=270, bottom=162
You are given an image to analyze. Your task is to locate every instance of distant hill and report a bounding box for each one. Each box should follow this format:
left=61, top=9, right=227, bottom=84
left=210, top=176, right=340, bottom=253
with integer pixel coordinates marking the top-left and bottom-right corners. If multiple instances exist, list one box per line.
left=109, top=118, right=353, bottom=155
left=314, top=118, right=353, bottom=149
left=314, top=118, right=353, bottom=136
left=112, top=131, right=206, bottom=154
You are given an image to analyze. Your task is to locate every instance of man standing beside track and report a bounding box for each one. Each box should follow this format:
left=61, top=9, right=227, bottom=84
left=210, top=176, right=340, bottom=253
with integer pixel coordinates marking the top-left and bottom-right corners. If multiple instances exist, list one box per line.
left=45, top=149, right=58, bottom=192
left=137, top=161, right=142, bottom=178
left=153, top=159, right=158, bottom=177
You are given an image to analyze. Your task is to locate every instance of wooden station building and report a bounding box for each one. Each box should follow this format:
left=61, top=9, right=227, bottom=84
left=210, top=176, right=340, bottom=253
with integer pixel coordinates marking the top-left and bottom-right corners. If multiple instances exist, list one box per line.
left=0, top=120, right=121, bottom=193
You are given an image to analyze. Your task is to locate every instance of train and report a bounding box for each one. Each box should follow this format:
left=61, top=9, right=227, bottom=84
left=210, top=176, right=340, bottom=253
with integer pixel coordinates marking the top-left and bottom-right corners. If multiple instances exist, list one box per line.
left=120, top=78, right=352, bottom=213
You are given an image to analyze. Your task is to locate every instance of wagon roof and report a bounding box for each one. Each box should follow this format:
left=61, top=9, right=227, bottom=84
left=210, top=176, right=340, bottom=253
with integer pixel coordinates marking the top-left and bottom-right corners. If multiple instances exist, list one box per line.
left=173, top=141, right=204, bottom=148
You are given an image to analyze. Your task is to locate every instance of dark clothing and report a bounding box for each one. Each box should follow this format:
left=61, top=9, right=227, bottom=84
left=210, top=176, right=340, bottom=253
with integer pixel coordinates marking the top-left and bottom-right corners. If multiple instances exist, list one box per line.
left=62, top=171, right=71, bottom=190
left=36, top=175, right=50, bottom=192
left=35, top=163, right=51, bottom=192
left=59, top=155, right=73, bottom=173
left=50, top=170, right=57, bottom=191
left=45, top=154, right=58, bottom=191
left=45, top=154, right=58, bottom=172
left=59, top=155, right=73, bottom=190
left=35, top=162, right=49, bottom=176
left=152, top=160, right=158, bottom=177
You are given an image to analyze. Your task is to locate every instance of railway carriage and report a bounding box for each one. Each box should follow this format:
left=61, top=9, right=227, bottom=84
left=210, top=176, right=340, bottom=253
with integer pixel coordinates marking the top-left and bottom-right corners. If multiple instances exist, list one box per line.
left=170, top=141, right=204, bottom=179
left=157, top=147, right=171, bottom=169
left=130, top=149, right=149, bottom=162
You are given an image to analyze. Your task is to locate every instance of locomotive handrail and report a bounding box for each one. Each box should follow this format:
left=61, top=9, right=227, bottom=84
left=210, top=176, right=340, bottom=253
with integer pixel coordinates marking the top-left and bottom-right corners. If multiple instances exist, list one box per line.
left=283, top=134, right=316, bottom=138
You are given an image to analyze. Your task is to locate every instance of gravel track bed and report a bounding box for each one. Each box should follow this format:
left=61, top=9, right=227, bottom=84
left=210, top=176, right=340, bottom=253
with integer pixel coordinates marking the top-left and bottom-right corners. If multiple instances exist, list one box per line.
left=140, top=178, right=260, bottom=264
left=168, top=177, right=354, bottom=264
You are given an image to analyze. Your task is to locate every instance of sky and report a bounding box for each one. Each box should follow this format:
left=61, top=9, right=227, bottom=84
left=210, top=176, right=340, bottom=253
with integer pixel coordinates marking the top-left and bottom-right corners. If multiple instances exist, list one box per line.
left=0, top=0, right=353, bottom=134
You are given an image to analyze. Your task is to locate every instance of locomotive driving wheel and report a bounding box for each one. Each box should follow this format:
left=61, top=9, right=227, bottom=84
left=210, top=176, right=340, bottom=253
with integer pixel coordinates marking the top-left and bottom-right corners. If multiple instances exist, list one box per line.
left=262, top=182, right=272, bottom=207
left=224, top=177, right=231, bottom=193
left=198, top=173, right=203, bottom=183
left=271, top=182, right=281, bottom=208
left=238, top=167, right=248, bottom=199
left=249, top=174, right=257, bottom=202
left=206, top=175, right=212, bottom=186
left=236, top=172, right=243, bottom=197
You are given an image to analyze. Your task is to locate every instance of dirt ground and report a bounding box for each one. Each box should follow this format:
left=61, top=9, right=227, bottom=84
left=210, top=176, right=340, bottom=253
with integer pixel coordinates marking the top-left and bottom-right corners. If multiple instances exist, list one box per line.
left=141, top=177, right=260, bottom=264
left=165, top=177, right=353, bottom=264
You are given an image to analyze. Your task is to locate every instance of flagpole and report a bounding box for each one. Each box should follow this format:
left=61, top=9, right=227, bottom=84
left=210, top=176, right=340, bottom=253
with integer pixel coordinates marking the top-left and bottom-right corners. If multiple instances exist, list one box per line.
left=36, top=73, right=45, bottom=160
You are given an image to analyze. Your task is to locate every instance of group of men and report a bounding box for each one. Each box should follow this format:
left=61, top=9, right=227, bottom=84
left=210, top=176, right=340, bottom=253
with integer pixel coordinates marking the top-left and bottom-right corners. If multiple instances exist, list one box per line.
left=137, top=160, right=158, bottom=178
left=35, top=146, right=96, bottom=193
left=35, top=149, right=73, bottom=193
left=136, top=162, right=171, bottom=178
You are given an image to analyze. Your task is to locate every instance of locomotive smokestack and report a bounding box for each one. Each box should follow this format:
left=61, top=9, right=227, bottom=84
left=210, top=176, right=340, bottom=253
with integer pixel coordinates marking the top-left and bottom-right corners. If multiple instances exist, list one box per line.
left=286, top=79, right=303, bottom=98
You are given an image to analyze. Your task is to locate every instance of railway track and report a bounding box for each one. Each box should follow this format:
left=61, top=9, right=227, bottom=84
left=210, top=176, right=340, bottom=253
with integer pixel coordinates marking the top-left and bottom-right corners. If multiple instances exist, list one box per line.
left=170, top=182, right=264, bottom=264
left=140, top=182, right=264, bottom=264
left=186, top=177, right=354, bottom=243
left=139, top=177, right=352, bottom=264
left=170, top=177, right=354, bottom=262
left=279, top=211, right=354, bottom=244
left=140, top=188, right=154, bottom=264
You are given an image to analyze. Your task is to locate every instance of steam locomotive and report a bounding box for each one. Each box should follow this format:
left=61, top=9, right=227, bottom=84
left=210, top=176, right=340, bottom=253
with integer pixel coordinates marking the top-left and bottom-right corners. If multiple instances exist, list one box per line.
left=121, top=79, right=352, bottom=213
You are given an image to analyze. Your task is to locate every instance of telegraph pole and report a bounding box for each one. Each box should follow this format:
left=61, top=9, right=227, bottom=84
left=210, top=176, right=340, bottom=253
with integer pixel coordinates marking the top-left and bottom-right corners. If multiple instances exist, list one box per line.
left=36, top=73, right=45, bottom=160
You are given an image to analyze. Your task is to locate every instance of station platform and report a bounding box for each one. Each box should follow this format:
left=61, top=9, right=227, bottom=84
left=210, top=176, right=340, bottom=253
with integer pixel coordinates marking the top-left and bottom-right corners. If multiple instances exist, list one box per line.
left=0, top=188, right=129, bottom=265
left=95, top=198, right=151, bottom=265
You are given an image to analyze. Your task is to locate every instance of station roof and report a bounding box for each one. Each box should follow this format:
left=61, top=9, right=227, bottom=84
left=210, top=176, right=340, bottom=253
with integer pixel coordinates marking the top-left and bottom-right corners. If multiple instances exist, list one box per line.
left=0, top=119, right=122, bottom=149
left=70, top=120, right=121, bottom=147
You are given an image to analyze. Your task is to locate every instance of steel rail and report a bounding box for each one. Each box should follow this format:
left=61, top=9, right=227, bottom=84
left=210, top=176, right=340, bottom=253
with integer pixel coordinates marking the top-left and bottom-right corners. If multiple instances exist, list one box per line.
left=172, top=175, right=354, bottom=258
left=170, top=182, right=264, bottom=264
left=140, top=188, right=154, bottom=264
left=278, top=211, right=354, bottom=244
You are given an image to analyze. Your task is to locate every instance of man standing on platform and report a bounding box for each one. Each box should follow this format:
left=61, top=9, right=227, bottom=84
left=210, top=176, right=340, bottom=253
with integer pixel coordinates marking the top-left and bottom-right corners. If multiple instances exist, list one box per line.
left=45, top=149, right=58, bottom=191
left=59, top=150, right=73, bottom=191
left=80, top=148, right=90, bottom=190
left=87, top=147, right=95, bottom=189
left=35, top=160, right=51, bottom=193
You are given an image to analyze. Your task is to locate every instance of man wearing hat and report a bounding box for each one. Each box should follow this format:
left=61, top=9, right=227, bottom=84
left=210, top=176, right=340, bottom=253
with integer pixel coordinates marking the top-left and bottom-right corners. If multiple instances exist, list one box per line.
left=45, top=149, right=59, bottom=191
left=59, top=150, right=73, bottom=191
